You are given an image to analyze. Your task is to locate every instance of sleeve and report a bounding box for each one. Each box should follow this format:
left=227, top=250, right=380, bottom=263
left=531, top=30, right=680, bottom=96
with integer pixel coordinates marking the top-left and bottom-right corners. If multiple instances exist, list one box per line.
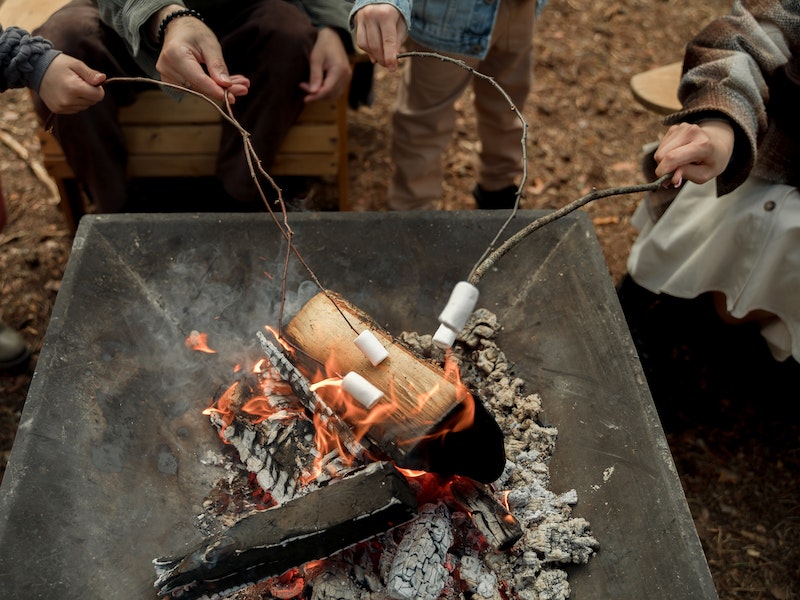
left=96, top=0, right=182, bottom=76
left=294, top=0, right=358, bottom=53
left=662, top=0, right=799, bottom=194
left=349, top=0, right=411, bottom=34
left=0, top=25, right=63, bottom=93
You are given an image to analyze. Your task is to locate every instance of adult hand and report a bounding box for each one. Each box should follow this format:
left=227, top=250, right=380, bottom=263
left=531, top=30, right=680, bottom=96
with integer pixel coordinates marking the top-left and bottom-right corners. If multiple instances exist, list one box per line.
left=353, top=4, right=408, bottom=71
left=37, top=54, right=106, bottom=114
left=300, top=28, right=352, bottom=103
left=154, top=7, right=250, bottom=103
left=654, top=120, right=735, bottom=187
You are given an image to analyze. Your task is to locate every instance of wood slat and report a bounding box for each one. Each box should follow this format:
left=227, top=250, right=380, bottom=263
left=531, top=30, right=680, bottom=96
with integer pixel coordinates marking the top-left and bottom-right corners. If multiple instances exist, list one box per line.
left=0, top=0, right=68, bottom=31
left=118, top=90, right=337, bottom=125
left=120, top=122, right=337, bottom=155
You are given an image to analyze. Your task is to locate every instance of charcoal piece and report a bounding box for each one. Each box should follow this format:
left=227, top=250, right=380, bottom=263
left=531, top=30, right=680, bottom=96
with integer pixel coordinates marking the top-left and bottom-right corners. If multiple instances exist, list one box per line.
left=449, top=477, right=523, bottom=551
left=386, top=503, right=454, bottom=600
left=153, top=461, right=418, bottom=599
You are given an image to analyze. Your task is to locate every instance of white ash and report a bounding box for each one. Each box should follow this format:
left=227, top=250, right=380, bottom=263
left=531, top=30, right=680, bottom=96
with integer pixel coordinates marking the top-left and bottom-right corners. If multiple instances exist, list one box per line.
left=400, top=308, right=599, bottom=599
left=386, top=502, right=454, bottom=600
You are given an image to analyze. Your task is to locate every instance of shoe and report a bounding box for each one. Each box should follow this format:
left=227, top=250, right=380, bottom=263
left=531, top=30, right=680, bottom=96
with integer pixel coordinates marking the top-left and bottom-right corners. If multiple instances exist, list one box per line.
left=0, top=322, right=30, bottom=370
left=472, top=184, right=519, bottom=210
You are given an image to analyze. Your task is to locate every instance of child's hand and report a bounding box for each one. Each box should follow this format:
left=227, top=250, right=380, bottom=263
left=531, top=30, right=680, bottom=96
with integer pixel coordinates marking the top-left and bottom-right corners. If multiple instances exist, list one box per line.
left=37, top=54, right=106, bottom=114
left=353, top=4, right=408, bottom=72
left=654, top=120, right=735, bottom=187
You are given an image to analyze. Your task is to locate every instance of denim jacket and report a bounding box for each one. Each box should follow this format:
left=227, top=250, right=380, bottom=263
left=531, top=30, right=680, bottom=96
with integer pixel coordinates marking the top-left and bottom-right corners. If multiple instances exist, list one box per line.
left=350, top=0, right=545, bottom=59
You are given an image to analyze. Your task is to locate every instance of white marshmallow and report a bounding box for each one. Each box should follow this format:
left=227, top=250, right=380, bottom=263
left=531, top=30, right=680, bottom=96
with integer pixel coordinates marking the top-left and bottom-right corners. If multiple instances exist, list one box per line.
left=438, top=281, right=479, bottom=333
left=354, top=330, right=389, bottom=366
left=342, top=372, right=384, bottom=409
left=433, top=323, right=459, bottom=349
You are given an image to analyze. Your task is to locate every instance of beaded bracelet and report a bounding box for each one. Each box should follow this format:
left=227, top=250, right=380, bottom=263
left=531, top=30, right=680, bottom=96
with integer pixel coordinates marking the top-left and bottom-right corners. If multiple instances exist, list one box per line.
left=157, top=8, right=204, bottom=47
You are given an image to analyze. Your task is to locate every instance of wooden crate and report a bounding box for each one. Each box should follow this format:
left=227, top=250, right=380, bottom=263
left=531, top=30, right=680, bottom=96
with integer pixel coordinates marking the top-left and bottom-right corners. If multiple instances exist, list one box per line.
left=38, top=90, right=350, bottom=230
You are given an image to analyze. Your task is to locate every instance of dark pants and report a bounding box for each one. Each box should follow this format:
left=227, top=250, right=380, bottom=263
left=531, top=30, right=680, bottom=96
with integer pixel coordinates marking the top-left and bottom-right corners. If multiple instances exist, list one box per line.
left=33, top=0, right=316, bottom=212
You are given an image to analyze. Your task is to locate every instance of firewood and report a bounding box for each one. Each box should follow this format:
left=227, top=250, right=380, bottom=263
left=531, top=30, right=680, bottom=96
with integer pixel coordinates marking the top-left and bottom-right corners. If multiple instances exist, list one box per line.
left=282, top=291, right=506, bottom=483
left=211, top=409, right=316, bottom=505
left=257, top=332, right=366, bottom=459
left=153, top=461, right=418, bottom=599
left=449, top=477, right=523, bottom=551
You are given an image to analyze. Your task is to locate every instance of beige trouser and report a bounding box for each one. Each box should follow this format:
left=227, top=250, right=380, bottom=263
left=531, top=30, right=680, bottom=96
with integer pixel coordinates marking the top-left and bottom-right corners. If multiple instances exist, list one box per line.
left=388, top=0, right=538, bottom=210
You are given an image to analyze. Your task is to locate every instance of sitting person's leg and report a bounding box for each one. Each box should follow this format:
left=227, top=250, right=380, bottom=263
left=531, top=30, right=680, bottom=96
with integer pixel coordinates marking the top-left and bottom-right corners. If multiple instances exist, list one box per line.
left=212, top=0, right=318, bottom=206
left=32, top=0, right=146, bottom=212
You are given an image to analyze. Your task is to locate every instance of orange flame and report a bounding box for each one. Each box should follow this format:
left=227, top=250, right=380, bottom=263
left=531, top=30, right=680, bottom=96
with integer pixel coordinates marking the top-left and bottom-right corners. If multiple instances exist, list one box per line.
left=202, top=381, right=238, bottom=441
left=186, top=330, right=216, bottom=354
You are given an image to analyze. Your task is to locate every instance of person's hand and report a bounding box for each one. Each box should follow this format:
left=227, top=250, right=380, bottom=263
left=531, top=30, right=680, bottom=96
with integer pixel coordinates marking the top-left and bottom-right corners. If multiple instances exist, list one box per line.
left=353, top=4, right=408, bottom=71
left=155, top=8, right=250, bottom=103
left=300, top=28, right=352, bottom=103
left=37, top=54, right=106, bottom=114
left=654, top=120, right=736, bottom=187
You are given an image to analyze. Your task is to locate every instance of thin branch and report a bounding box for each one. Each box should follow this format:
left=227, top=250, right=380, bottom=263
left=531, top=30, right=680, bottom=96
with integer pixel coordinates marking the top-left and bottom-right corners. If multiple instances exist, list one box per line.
left=397, top=51, right=528, bottom=272
left=104, top=76, right=358, bottom=335
left=467, top=173, right=673, bottom=285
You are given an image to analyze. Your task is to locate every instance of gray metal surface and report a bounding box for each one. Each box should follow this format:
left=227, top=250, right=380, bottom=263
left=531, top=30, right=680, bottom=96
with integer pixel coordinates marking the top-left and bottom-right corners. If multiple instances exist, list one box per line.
left=0, top=211, right=717, bottom=599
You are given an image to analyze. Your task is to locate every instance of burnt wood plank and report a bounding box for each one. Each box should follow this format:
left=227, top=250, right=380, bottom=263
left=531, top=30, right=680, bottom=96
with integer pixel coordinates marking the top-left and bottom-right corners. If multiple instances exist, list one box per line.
left=153, top=461, right=418, bottom=599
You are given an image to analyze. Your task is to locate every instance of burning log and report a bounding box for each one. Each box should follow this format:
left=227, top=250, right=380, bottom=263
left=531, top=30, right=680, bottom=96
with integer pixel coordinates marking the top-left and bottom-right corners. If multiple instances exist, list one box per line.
left=211, top=408, right=316, bottom=505
left=282, top=291, right=506, bottom=483
left=449, top=476, right=523, bottom=551
left=257, top=332, right=365, bottom=459
left=153, top=461, right=418, bottom=599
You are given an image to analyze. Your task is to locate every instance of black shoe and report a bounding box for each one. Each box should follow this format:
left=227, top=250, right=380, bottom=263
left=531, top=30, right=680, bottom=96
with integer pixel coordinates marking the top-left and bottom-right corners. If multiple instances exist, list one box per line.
left=0, top=322, right=30, bottom=370
left=472, top=184, right=519, bottom=209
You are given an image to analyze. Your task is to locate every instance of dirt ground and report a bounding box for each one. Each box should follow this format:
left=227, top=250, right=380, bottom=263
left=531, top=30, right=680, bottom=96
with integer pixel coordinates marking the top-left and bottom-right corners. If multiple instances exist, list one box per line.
left=1, top=0, right=799, bottom=597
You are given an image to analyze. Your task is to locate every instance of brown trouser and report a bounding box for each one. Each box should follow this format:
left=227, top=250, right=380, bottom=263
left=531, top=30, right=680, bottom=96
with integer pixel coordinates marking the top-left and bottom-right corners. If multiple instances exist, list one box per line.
left=389, top=0, right=537, bottom=210
left=33, top=0, right=316, bottom=212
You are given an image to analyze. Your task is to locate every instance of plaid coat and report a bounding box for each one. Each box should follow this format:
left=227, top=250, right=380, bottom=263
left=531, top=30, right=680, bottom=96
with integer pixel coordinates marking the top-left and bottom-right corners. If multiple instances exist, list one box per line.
left=664, top=0, right=800, bottom=195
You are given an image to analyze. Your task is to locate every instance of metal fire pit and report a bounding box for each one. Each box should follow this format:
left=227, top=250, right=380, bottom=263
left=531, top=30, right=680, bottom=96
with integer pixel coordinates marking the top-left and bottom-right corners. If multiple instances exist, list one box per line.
left=0, top=211, right=717, bottom=599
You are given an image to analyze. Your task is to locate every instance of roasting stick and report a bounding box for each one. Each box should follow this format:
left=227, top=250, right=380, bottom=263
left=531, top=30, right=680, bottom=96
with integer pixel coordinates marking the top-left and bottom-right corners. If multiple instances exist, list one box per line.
left=466, top=173, right=673, bottom=284
left=103, top=76, right=360, bottom=338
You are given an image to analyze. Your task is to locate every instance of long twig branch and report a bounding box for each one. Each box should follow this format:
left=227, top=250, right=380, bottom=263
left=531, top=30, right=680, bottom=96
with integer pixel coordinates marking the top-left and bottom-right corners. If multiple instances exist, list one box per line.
left=397, top=51, right=528, bottom=271
left=468, top=173, right=673, bottom=284
left=104, top=76, right=357, bottom=335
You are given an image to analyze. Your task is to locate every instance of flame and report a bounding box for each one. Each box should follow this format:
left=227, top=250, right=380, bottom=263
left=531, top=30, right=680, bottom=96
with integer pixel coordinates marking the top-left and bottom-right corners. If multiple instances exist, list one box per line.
left=200, top=324, right=480, bottom=502
left=298, top=344, right=478, bottom=464
left=202, top=382, right=238, bottom=441
left=186, top=330, right=216, bottom=353
left=202, top=357, right=303, bottom=440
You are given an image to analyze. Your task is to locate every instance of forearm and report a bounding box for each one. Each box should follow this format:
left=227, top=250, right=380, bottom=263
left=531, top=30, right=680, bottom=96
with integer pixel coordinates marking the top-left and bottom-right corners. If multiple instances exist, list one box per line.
left=294, top=0, right=357, bottom=52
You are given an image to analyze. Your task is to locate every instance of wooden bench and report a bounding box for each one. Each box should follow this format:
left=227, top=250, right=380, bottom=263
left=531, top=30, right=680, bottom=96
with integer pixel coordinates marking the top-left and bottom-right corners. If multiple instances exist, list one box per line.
left=629, top=61, right=682, bottom=115
left=38, top=90, right=350, bottom=230
left=1, top=0, right=353, bottom=231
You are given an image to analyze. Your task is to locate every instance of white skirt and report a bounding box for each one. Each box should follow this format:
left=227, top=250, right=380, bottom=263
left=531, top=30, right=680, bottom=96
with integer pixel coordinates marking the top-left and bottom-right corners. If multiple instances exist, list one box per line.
left=627, top=176, right=800, bottom=362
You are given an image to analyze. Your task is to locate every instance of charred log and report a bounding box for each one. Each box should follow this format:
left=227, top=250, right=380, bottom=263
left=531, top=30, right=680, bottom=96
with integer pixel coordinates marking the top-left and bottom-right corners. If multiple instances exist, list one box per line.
left=153, top=461, right=418, bottom=599
left=257, top=332, right=365, bottom=459
left=449, top=477, right=523, bottom=551
left=386, top=502, right=454, bottom=600
left=210, top=409, right=317, bottom=505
